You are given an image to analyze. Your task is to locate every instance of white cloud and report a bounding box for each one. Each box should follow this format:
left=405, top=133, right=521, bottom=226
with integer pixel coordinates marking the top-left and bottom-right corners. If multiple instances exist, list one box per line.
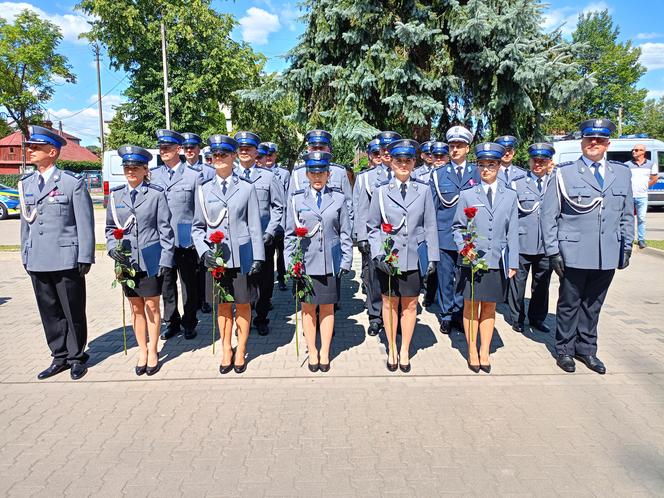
left=647, top=89, right=664, bottom=100
left=238, top=7, right=281, bottom=45
left=636, top=32, right=663, bottom=40
left=542, top=2, right=611, bottom=36
left=280, top=2, right=302, bottom=32
left=0, top=2, right=91, bottom=44
left=639, top=43, right=664, bottom=70
left=46, top=94, right=125, bottom=145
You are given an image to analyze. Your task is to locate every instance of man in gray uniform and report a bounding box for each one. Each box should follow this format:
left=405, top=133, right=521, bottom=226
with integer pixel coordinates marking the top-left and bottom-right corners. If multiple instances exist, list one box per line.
left=150, top=129, right=204, bottom=340
left=541, top=119, right=634, bottom=374
left=496, top=135, right=527, bottom=184
left=264, top=142, right=291, bottom=291
left=234, top=131, right=285, bottom=335
left=507, top=143, right=555, bottom=334
left=19, top=125, right=95, bottom=380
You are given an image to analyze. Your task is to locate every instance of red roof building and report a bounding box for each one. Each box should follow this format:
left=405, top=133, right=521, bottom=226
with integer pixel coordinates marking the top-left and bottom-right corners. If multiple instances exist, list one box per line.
left=0, top=120, right=99, bottom=174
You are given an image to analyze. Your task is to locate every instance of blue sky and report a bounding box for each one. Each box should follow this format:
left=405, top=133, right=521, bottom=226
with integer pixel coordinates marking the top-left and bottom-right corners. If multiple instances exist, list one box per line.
left=2, top=0, right=663, bottom=146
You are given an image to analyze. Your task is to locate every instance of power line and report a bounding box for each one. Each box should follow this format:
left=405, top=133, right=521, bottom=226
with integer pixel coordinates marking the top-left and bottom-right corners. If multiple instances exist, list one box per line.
left=44, top=73, right=128, bottom=121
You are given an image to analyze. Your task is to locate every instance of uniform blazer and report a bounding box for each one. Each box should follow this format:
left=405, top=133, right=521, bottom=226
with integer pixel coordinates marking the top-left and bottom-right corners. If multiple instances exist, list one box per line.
left=413, top=164, right=434, bottom=184
left=501, top=164, right=527, bottom=184
left=285, top=186, right=352, bottom=276
left=453, top=183, right=519, bottom=270
left=269, top=164, right=291, bottom=235
left=430, top=163, right=481, bottom=251
left=353, top=163, right=392, bottom=242
left=192, top=174, right=265, bottom=272
left=367, top=177, right=439, bottom=273
left=512, top=172, right=548, bottom=255
left=288, top=163, right=354, bottom=228
left=196, top=161, right=216, bottom=182
left=20, top=168, right=95, bottom=272
left=234, top=165, right=285, bottom=236
left=149, top=162, right=204, bottom=248
left=540, top=158, right=634, bottom=270
left=105, top=183, right=175, bottom=275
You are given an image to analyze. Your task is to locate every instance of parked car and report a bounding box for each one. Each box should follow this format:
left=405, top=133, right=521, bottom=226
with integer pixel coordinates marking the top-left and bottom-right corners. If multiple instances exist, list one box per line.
left=0, top=183, right=20, bottom=220
left=81, top=170, right=103, bottom=193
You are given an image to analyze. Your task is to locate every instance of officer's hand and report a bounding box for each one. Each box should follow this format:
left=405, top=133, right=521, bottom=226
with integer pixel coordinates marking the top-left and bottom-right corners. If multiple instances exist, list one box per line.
left=202, top=250, right=217, bottom=268
left=78, top=263, right=91, bottom=277
left=619, top=250, right=632, bottom=270
left=357, top=241, right=370, bottom=255
left=508, top=268, right=517, bottom=279
left=373, top=257, right=392, bottom=275
left=426, top=261, right=437, bottom=277
left=338, top=268, right=350, bottom=278
left=248, top=260, right=263, bottom=276
left=550, top=254, right=565, bottom=278
left=109, top=247, right=129, bottom=265
left=263, top=232, right=274, bottom=246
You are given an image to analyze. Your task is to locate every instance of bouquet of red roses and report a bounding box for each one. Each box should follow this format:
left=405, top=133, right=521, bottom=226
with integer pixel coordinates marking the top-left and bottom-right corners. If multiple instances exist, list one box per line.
left=381, top=222, right=401, bottom=362
left=286, top=226, right=314, bottom=357
left=208, top=230, right=233, bottom=354
left=110, top=228, right=135, bottom=355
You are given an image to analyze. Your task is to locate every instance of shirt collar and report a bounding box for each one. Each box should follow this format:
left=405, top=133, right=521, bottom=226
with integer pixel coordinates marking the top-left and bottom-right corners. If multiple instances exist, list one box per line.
left=40, top=165, right=57, bottom=183
left=128, top=182, right=145, bottom=193
left=394, top=177, right=411, bottom=189
left=451, top=160, right=466, bottom=170
left=581, top=155, right=605, bottom=168
left=480, top=180, right=496, bottom=193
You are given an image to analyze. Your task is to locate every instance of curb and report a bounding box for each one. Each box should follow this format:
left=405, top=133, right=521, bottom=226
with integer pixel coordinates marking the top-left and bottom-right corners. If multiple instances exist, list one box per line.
left=642, top=246, right=664, bottom=260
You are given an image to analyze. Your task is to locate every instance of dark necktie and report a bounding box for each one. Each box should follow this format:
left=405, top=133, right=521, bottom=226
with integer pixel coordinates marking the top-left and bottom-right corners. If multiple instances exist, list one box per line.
left=592, top=162, right=604, bottom=188
left=503, top=167, right=509, bottom=183
left=130, top=189, right=137, bottom=205
left=456, top=166, right=463, bottom=182
left=168, top=168, right=174, bottom=181
left=244, top=168, right=251, bottom=181
left=400, top=182, right=407, bottom=200
left=387, top=169, right=392, bottom=181
left=487, top=186, right=493, bottom=208
left=221, top=180, right=227, bottom=195
left=38, top=175, right=45, bottom=192
left=537, top=178, right=543, bottom=193
left=316, top=190, right=322, bottom=208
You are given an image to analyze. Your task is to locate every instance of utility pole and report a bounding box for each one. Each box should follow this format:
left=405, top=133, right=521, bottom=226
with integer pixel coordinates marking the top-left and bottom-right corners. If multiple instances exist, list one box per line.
left=160, top=20, right=171, bottom=129
left=93, top=43, right=105, bottom=154
left=618, top=106, right=623, bottom=136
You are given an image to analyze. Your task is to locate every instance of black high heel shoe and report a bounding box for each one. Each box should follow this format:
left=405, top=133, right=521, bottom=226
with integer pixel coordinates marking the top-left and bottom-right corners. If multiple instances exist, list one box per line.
left=387, top=353, right=398, bottom=372
left=308, top=352, right=319, bottom=372
left=467, top=360, right=480, bottom=373
left=135, top=364, right=147, bottom=376
left=319, top=360, right=330, bottom=373
left=479, top=361, right=491, bottom=374
left=146, top=353, right=161, bottom=376
left=220, top=349, right=234, bottom=375
left=234, top=350, right=246, bottom=374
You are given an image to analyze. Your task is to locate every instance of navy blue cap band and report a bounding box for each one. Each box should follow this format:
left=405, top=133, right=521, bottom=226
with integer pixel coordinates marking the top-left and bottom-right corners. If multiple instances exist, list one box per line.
left=158, top=136, right=181, bottom=144
left=390, top=146, right=417, bottom=157
left=122, top=153, right=150, bottom=163
left=28, top=133, right=62, bottom=148
left=529, top=149, right=553, bottom=158
left=476, top=150, right=504, bottom=159
left=582, top=127, right=611, bottom=136
left=210, top=143, right=236, bottom=152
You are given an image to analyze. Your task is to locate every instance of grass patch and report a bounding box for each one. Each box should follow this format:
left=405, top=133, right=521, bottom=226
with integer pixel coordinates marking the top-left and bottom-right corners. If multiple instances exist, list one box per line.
left=646, top=240, right=664, bottom=251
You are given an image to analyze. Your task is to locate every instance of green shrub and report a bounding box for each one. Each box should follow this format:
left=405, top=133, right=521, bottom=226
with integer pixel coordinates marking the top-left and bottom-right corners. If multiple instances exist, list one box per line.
left=55, top=160, right=101, bottom=173
left=0, top=174, right=20, bottom=188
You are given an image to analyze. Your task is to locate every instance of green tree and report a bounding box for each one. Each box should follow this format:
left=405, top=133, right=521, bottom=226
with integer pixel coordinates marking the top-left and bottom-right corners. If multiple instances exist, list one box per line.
left=0, top=10, right=76, bottom=137
left=625, top=97, right=664, bottom=140
left=77, top=0, right=265, bottom=148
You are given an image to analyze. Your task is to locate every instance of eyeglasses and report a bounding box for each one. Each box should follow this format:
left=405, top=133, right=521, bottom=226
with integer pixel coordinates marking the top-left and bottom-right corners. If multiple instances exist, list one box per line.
left=212, top=152, right=231, bottom=158
left=369, top=151, right=381, bottom=157
left=432, top=154, right=447, bottom=159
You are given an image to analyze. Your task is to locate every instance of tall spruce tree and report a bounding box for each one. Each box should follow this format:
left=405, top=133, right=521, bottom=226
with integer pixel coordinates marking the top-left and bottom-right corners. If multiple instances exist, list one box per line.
left=279, top=0, right=590, bottom=150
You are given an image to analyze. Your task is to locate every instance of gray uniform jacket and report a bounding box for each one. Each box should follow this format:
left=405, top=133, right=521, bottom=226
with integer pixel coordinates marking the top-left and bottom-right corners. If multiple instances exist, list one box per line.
left=268, top=164, right=291, bottom=235
left=413, top=164, right=434, bottom=184
left=353, top=163, right=392, bottom=242
left=285, top=186, right=353, bottom=276
left=453, top=184, right=519, bottom=270
left=540, top=158, right=635, bottom=270
left=193, top=161, right=215, bottom=182
left=105, top=183, right=175, bottom=275
left=288, top=163, right=354, bottom=228
left=500, top=164, right=527, bottom=184
left=367, top=178, right=440, bottom=273
left=192, top=174, right=265, bottom=272
left=512, top=172, right=548, bottom=255
left=20, top=168, right=95, bottom=272
left=149, top=162, right=204, bottom=248
left=234, top=165, right=285, bottom=237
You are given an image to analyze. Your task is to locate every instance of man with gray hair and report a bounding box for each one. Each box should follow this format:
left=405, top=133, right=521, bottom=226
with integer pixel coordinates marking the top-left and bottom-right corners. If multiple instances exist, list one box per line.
left=625, top=143, right=658, bottom=249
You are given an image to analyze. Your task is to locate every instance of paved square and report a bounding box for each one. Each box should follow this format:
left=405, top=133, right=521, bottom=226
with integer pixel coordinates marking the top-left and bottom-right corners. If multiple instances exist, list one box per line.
left=0, top=245, right=663, bottom=496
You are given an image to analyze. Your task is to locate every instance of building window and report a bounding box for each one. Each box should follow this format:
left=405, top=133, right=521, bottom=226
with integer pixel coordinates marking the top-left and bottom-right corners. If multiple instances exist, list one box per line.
left=9, top=147, right=14, bottom=154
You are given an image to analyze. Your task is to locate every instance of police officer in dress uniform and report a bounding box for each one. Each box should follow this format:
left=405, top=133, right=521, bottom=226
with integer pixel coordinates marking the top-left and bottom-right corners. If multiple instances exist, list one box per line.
left=234, top=131, right=285, bottom=336
left=264, top=142, right=291, bottom=291
left=202, top=146, right=213, bottom=167
left=354, top=133, right=400, bottom=336
left=541, top=119, right=634, bottom=374
left=106, top=146, right=175, bottom=376
left=506, top=143, right=555, bottom=334
left=367, top=139, right=439, bottom=372
left=193, top=135, right=265, bottom=374
left=414, top=141, right=433, bottom=180
left=256, top=142, right=270, bottom=167
left=431, top=126, right=481, bottom=334
left=285, top=152, right=353, bottom=372
left=19, top=125, right=95, bottom=380
left=150, top=129, right=204, bottom=340
left=496, top=135, right=527, bottom=184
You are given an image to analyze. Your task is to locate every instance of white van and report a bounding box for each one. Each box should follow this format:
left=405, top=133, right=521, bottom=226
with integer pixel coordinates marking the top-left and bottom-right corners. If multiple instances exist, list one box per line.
left=551, top=137, right=664, bottom=207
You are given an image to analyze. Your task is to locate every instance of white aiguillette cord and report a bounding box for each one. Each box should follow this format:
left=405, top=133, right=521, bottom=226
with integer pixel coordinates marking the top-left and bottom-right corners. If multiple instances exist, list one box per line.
left=555, top=168, right=603, bottom=213
left=291, top=195, right=320, bottom=237
left=197, top=185, right=227, bottom=228
left=18, top=180, right=37, bottom=224
left=110, top=189, right=136, bottom=230
left=433, top=170, right=460, bottom=208
left=378, top=187, right=406, bottom=230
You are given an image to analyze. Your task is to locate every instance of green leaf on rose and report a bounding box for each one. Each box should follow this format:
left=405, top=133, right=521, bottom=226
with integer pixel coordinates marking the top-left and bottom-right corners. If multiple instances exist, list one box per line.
left=126, top=279, right=136, bottom=289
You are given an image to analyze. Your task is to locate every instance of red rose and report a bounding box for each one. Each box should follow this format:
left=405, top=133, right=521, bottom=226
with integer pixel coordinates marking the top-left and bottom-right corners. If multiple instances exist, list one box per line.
left=292, top=261, right=304, bottom=277
left=460, top=244, right=475, bottom=257
left=209, top=231, right=225, bottom=244
left=381, top=223, right=393, bottom=234
left=211, top=266, right=226, bottom=280
left=464, top=207, right=478, bottom=219
left=113, top=228, right=124, bottom=240
left=295, top=227, right=308, bottom=238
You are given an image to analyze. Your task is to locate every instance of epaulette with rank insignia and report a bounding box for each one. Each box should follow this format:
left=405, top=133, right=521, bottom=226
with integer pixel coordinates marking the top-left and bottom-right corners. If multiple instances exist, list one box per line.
left=293, top=188, right=306, bottom=195
left=187, top=164, right=202, bottom=172
left=19, top=171, right=35, bottom=181
left=328, top=186, right=343, bottom=193
left=376, top=180, right=390, bottom=187
left=412, top=178, right=428, bottom=186
left=149, top=165, right=161, bottom=171
left=111, top=184, right=125, bottom=192
left=239, top=175, right=252, bottom=183
left=201, top=177, right=215, bottom=186
left=330, top=163, right=345, bottom=171
left=63, top=170, right=81, bottom=179
left=148, top=183, right=164, bottom=192
left=609, top=160, right=629, bottom=168
left=556, top=161, right=574, bottom=168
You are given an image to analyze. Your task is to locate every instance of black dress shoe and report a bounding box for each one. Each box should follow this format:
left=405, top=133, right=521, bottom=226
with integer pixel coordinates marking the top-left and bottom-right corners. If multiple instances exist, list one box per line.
left=479, top=363, right=491, bottom=374
left=234, top=362, right=247, bottom=374
left=467, top=361, right=480, bottom=373
left=257, top=323, right=269, bottom=336
left=135, top=364, right=147, bottom=376
left=399, top=362, right=411, bottom=373
left=160, top=327, right=179, bottom=340
left=574, top=354, right=606, bottom=374
left=319, top=362, right=330, bottom=373
left=184, top=328, right=197, bottom=340
left=219, top=363, right=233, bottom=375
left=512, top=323, right=524, bottom=333
left=367, top=322, right=381, bottom=337
left=440, top=321, right=452, bottom=335
left=308, top=362, right=319, bottom=372
left=422, top=297, right=433, bottom=307
left=556, top=354, right=575, bottom=373
left=146, top=354, right=161, bottom=376
left=201, top=303, right=212, bottom=314
left=530, top=321, right=550, bottom=333
left=70, top=363, right=88, bottom=380
left=37, top=363, right=69, bottom=380
left=278, top=280, right=287, bottom=291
